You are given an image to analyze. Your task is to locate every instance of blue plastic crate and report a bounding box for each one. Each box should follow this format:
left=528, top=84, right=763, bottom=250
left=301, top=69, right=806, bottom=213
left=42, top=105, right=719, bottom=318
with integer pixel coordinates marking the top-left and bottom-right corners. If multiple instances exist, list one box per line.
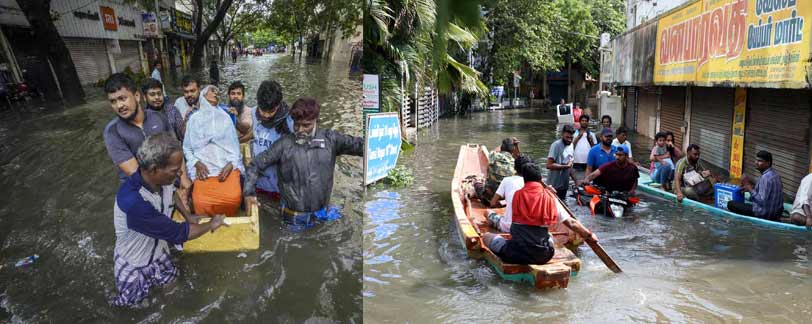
left=715, top=183, right=744, bottom=210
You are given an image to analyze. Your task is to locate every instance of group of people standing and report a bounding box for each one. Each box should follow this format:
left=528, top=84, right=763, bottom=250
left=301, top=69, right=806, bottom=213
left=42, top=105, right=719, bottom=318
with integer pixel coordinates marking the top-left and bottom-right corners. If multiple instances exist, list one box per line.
left=102, top=71, right=362, bottom=307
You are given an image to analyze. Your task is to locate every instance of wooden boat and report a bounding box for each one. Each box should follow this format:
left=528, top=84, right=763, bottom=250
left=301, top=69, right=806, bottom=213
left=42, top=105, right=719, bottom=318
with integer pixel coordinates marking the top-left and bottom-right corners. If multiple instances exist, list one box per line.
left=636, top=171, right=807, bottom=232
left=172, top=143, right=260, bottom=252
left=451, top=144, right=582, bottom=289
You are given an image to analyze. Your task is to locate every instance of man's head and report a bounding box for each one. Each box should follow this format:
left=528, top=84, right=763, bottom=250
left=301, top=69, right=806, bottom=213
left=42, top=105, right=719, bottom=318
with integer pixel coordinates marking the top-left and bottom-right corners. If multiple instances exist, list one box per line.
left=141, top=78, right=165, bottom=109
left=579, top=115, right=590, bottom=129
left=613, top=146, right=628, bottom=165
left=228, top=81, right=246, bottom=112
left=756, top=150, right=772, bottom=172
left=561, top=124, right=575, bottom=145
left=600, top=128, right=614, bottom=146
left=181, top=74, right=200, bottom=106
left=601, top=115, right=612, bottom=128
left=616, top=126, right=628, bottom=143
left=686, top=144, right=701, bottom=163
left=655, top=131, right=668, bottom=147
left=136, top=133, right=183, bottom=186
left=104, top=73, right=141, bottom=121
left=521, top=162, right=543, bottom=183
left=256, top=80, right=284, bottom=122
left=291, top=97, right=320, bottom=140
left=560, top=98, right=565, bottom=105
left=514, top=154, right=532, bottom=177
left=500, top=137, right=520, bottom=158
left=575, top=102, right=581, bottom=109
left=153, top=61, right=162, bottom=70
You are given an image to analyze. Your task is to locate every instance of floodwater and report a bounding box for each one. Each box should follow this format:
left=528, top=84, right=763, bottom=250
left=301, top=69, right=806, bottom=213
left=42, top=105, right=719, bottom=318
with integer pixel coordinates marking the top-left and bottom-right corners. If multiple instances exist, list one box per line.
left=0, top=54, right=363, bottom=322
left=363, top=109, right=812, bottom=322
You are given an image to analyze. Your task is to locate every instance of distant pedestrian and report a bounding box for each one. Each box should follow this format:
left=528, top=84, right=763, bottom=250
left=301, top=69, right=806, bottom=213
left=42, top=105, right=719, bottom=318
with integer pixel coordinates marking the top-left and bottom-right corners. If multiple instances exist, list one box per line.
left=601, top=115, right=612, bottom=131
left=231, top=48, right=238, bottom=63
left=151, top=61, right=162, bottom=84
left=209, top=61, right=219, bottom=85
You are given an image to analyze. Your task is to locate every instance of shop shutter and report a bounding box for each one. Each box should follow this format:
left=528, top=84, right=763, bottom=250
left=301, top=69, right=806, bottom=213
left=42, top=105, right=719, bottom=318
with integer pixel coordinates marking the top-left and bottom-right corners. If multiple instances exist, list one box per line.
left=660, top=86, right=686, bottom=149
left=115, top=40, right=143, bottom=74
left=690, top=87, right=734, bottom=172
left=624, top=87, right=636, bottom=130
left=63, top=38, right=110, bottom=85
left=744, top=88, right=811, bottom=198
left=636, top=87, right=658, bottom=139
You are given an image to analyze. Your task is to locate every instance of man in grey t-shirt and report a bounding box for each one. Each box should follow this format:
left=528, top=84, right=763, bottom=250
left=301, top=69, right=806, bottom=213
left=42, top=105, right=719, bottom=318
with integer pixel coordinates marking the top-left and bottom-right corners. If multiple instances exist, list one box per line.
left=546, top=124, right=577, bottom=200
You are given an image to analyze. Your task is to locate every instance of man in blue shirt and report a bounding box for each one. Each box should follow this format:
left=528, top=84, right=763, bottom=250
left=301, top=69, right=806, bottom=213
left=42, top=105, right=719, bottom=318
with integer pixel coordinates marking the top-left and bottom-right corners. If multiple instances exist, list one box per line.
left=247, top=80, right=294, bottom=202
left=585, top=128, right=617, bottom=177
left=728, top=150, right=784, bottom=221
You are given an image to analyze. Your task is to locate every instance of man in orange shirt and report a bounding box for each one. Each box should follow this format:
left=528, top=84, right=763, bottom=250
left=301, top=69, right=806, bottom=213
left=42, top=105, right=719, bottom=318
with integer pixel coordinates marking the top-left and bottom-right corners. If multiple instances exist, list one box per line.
left=483, top=162, right=598, bottom=265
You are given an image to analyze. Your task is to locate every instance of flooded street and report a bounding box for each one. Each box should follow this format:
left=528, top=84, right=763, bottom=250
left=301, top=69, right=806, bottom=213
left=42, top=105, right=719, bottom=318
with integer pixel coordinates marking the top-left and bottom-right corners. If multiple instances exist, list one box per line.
left=0, top=54, right=363, bottom=322
left=363, top=109, right=812, bottom=322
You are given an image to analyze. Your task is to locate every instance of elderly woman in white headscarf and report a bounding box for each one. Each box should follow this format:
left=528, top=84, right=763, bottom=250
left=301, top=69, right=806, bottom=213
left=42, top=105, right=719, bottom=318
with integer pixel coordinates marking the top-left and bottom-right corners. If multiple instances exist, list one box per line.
left=182, top=85, right=244, bottom=216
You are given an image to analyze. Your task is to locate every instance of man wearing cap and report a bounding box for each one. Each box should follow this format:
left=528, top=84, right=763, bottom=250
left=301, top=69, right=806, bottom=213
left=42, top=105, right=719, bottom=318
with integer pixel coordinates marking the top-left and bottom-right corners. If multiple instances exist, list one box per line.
left=728, top=151, right=784, bottom=221
left=585, top=128, right=617, bottom=177
left=242, top=97, right=363, bottom=231
left=583, top=145, right=638, bottom=194
left=477, top=137, right=521, bottom=206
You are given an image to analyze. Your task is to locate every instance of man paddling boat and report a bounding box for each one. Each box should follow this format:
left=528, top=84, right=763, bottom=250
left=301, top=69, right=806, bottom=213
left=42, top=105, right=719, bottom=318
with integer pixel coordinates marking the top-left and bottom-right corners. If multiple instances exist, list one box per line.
left=482, top=162, right=597, bottom=265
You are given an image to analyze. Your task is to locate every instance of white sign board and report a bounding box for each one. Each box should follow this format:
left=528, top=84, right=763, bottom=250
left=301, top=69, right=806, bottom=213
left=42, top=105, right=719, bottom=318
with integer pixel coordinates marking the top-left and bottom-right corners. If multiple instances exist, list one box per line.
left=363, top=74, right=380, bottom=112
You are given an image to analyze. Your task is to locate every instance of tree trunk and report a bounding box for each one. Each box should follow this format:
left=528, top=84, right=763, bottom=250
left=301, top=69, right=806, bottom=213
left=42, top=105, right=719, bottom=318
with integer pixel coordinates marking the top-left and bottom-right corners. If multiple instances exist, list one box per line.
left=191, top=0, right=234, bottom=69
left=16, top=0, right=85, bottom=106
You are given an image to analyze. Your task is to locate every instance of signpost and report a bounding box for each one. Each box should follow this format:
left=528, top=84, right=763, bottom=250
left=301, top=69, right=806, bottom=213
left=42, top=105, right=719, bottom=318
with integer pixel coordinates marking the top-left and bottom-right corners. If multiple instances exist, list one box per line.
left=363, top=74, right=381, bottom=136
left=364, top=112, right=401, bottom=186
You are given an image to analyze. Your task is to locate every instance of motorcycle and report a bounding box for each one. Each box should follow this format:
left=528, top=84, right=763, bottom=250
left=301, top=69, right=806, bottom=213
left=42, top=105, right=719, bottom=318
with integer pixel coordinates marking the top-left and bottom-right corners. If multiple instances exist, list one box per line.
left=576, top=184, right=640, bottom=218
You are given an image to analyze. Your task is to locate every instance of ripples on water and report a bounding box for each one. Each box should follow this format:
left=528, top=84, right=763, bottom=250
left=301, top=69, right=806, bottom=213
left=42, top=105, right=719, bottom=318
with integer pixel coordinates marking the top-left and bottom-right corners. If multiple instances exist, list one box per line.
left=0, top=54, right=362, bottom=322
left=363, top=109, right=812, bottom=322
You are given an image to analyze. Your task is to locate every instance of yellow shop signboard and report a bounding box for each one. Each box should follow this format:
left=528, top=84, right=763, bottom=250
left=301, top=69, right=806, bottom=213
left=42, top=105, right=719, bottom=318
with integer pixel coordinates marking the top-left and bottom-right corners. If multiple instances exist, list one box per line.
left=654, top=0, right=811, bottom=88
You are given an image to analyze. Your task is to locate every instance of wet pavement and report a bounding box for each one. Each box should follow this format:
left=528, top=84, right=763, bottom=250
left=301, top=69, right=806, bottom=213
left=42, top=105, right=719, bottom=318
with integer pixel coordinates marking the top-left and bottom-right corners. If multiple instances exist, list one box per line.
left=362, top=108, right=812, bottom=322
left=0, top=54, right=363, bottom=322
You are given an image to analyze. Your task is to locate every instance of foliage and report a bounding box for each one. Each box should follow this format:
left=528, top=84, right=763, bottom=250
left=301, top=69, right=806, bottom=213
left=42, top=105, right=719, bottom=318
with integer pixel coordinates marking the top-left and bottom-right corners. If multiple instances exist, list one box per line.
left=264, top=0, right=360, bottom=52
left=384, top=165, right=415, bottom=187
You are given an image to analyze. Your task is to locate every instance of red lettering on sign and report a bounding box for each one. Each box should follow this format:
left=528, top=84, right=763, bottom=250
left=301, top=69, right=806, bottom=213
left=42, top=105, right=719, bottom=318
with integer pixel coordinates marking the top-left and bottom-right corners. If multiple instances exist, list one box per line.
left=659, top=0, right=747, bottom=67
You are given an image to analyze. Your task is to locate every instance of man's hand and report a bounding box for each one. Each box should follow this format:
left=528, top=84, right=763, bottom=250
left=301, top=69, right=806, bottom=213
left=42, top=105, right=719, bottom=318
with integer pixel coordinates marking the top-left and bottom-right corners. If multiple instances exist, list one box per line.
left=195, top=161, right=209, bottom=180
left=586, top=232, right=598, bottom=243
left=566, top=159, right=574, bottom=168
left=701, top=170, right=712, bottom=178
left=218, top=162, right=233, bottom=182
left=227, top=107, right=239, bottom=115
left=676, top=191, right=684, bottom=202
left=209, top=214, right=229, bottom=233
left=245, top=196, right=259, bottom=210
left=186, top=214, right=203, bottom=224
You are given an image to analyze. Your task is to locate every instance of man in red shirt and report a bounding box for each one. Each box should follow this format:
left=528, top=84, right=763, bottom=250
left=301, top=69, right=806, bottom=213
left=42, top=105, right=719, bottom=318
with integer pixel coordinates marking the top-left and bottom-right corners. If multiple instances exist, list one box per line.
left=483, top=163, right=598, bottom=265
left=583, top=146, right=639, bottom=194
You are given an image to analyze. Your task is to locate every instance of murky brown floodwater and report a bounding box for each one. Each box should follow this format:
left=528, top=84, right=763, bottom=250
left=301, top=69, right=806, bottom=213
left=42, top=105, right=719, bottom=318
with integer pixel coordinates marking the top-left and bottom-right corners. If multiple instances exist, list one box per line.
left=363, top=108, right=812, bottom=322
left=0, top=54, right=363, bottom=322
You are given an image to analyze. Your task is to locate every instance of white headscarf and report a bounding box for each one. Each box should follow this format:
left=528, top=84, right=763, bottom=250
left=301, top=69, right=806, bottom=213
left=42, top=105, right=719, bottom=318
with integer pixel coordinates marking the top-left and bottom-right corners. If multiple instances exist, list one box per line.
left=199, top=85, right=219, bottom=111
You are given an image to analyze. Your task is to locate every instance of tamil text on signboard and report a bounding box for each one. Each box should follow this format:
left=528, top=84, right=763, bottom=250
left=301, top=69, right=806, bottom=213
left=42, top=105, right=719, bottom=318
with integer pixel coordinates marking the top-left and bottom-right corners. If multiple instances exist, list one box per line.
left=364, top=113, right=401, bottom=185
left=654, top=0, right=810, bottom=88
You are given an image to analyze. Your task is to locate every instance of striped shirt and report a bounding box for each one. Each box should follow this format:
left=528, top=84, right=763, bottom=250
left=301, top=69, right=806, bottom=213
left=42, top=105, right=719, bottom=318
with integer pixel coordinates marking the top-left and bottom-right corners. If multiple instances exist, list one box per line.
left=750, top=167, right=784, bottom=218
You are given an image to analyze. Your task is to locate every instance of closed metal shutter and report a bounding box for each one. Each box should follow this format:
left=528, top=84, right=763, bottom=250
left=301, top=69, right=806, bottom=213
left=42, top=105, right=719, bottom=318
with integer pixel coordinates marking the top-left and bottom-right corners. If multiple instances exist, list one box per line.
left=690, top=87, right=734, bottom=171
left=63, top=38, right=110, bottom=85
left=660, top=86, right=686, bottom=149
left=624, top=87, right=636, bottom=130
left=115, top=40, right=142, bottom=74
left=636, top=87, right=658, bottom=139
left=744, top=88, right=810, bottom=198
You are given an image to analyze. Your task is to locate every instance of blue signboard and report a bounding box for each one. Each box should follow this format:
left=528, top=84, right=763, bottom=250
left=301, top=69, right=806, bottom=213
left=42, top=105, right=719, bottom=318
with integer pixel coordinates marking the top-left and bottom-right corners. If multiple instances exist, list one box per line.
left=364, top=112, right=401, bottom=185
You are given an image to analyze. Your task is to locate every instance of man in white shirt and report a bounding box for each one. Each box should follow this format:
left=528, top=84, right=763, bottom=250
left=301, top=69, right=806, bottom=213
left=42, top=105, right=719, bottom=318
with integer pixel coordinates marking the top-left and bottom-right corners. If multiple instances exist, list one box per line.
left=572, top=115, right=596, bottom=180
left=790, top=173, right=812, bottom=229
left=151, top=62, right=162, bottom=83
left=485, top=155, right=531, bottom=232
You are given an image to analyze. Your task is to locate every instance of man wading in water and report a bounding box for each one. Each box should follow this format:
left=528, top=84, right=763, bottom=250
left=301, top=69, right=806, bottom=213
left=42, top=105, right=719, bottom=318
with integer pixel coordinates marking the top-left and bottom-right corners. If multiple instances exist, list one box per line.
left=243, top=98, right=363, bottom=231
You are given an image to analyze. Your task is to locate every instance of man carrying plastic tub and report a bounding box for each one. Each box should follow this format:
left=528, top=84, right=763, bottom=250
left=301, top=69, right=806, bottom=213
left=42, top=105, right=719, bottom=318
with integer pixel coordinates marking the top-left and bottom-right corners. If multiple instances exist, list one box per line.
left=673, top=144, right=718, bottom=203
left=728, top=151, right=784, bottom=221
left=243, top=98, right=363, bottom=231
left=112, top=133, right=227, bottom=307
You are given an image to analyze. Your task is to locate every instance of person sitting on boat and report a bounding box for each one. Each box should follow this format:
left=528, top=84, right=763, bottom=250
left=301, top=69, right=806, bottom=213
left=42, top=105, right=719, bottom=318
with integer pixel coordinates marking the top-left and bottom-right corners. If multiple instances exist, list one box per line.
left=485, top=154, right=532, bottom=232
left=183, top=85, right=245, bottom=216
left=665, top=131, right=683, bottom=161
left=482, top=162, right=598, bottom=265
left=650, top=132, right=674, bottom=191
left=476, top=137, right=520, bottom=206
left=790, top=173, right=812, bottom=229
left=727, top=151, right=784, bottom=221
left=242, top=98, right=363, bottom=231
left=248, top=80, right=294, bottom=202
left=674, top=144, right=717, bottom=202
left=585, top=128, right=617, bottom=176
left=103, top=73, right=174, bottom=183
left=546, top=125, right=577, bottom=200
left=583, top=146, right=639, bottom=194
left=112, top=133, right=227, bottom=307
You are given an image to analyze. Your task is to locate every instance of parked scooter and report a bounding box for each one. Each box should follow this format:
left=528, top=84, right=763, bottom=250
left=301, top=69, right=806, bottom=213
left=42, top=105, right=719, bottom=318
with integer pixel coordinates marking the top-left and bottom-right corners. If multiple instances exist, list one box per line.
left=576, top=184, right=640, bottom=217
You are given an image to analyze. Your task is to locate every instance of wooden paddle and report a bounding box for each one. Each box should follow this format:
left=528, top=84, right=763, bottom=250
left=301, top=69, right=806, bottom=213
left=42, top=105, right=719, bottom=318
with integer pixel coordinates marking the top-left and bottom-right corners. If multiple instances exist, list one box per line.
left=556, top=195, right=623, bottom=273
